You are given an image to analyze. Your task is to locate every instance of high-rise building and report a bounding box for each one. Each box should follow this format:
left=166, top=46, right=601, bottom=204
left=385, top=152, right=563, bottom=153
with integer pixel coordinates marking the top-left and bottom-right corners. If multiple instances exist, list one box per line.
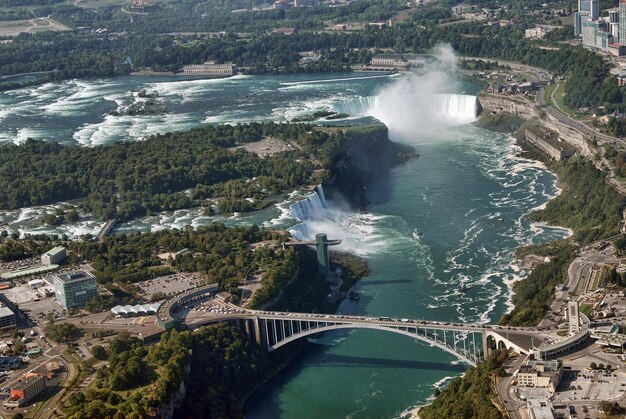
left=582, top=19, right=613, bottom=50
left=579, top=0, right=599, bottom=20
left=52, top=269, right=97, bottom=309
left=620, top=0, right=626, bottom=44
left=3, top=376, right=46, bottom=407
left=575, top=11, right=591, bottom=37
left=0, top=305, right=16, bottom=330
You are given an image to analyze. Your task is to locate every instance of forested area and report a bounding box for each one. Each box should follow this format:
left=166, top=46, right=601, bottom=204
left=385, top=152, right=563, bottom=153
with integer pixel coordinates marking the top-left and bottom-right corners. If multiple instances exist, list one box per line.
left=420, top=349, right=507, bottom=419
left=63, top=326, right=287, bottom=418
left=499, top=157, right=626, bottom=326
left=62, top=236, right=370, bottom=417
left=500, top=241, right=577, bottom=326
left=68, top=224, right=293, bottom=305
left=529, top=158, right=626, bottom=244
left=0, top=123, right=342, bottom=220
left=1, top=0, right=615, bottom=113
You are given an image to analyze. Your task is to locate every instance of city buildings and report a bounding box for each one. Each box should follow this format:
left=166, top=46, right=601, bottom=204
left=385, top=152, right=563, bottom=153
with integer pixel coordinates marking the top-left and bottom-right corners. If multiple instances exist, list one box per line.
left=579, top=0, right=599, bottom=20
left=41, top=246, right=66, bottom=266
left=369, top=54, right=429, bottom=69
left=516, top=360, right=563, bottom=394
left=52, top=269, right=97, bottom=309
left=582, top=19, right=613, bottom=50
left=3, top=375, right=46, bottom=407
left=621, top=0, right=626, bottom=44
left=575, top=0, right=626, bottom=54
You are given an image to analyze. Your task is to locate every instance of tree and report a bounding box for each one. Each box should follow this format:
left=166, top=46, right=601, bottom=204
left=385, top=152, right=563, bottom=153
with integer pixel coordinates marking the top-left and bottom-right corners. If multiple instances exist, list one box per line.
left=91, top=345, right=108, bottom=360
left=590, top=362, right=597, bottom=370
left=599, top=401, right=626, bottom=415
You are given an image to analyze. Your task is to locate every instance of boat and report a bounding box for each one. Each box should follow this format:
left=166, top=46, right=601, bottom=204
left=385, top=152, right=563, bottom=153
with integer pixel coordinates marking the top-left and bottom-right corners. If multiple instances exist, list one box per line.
left=413, top=228, right=423, bottom=238
left=349, top=291, right=360, bottom=301
left=457, top=283, right=467, bottom=292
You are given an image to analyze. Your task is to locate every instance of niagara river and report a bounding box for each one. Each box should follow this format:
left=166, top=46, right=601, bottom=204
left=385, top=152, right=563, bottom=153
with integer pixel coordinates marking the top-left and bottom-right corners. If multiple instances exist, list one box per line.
left=0, top=56, right=571, bottom=417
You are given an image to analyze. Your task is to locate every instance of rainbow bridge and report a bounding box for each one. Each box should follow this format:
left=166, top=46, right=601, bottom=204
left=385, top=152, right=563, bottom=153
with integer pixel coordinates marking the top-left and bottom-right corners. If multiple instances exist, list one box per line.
left=157, top=292, right=590, bottom=367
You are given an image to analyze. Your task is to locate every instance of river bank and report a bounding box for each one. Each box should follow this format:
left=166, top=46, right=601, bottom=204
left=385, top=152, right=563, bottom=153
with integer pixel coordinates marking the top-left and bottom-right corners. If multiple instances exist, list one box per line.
left=415, top=91, right=626, bottom=418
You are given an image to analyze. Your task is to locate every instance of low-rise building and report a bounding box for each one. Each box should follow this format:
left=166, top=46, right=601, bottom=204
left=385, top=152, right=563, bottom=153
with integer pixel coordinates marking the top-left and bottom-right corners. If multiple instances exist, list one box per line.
left=41, top=246, right=66, bottom=266
left=0, top=305, right=16, bottom=330
left=52, top=269, right=97, bottom=309
left=181, top=61, right=237, bottom=77
left=516, top=360, right=563, bottom=394
left=370, top=54, right=430, bottom=69
left=3, top=375, right=45, bottom=407
left=525, top=27, right=547, bottom=39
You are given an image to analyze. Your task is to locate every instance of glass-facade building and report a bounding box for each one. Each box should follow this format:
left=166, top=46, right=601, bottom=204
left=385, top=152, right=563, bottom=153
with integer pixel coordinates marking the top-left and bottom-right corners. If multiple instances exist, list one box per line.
left=52, top=270, right=97, bottom=309
left=579, top=0, right=599, bottom=20
left=620, top=0, right=626, bottom=45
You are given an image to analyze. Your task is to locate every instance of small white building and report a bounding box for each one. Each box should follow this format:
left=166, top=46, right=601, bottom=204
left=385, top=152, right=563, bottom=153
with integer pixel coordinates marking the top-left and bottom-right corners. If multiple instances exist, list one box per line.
left=27, top=279, right=46, bottom=289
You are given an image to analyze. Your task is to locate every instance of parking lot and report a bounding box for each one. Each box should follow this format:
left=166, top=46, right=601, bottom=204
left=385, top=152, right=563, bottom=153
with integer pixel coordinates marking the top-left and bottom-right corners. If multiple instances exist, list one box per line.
left=104, top=315, right=157, bottom=327
left=0, top=258, right=40, bottom=275
left=184, top=300, right=246, bottom=322
left=19, top=296, right=64, bottom=324
left=556, top=369, right=626, bottom=402
left=135, top=273, right=203, bottom=300
left=1, top=285, right=44, bottom=305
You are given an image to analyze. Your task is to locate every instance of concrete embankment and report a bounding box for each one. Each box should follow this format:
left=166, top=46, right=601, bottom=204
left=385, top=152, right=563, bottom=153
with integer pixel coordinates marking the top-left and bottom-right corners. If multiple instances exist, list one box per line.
left=476, top=93, right=594, bottom=158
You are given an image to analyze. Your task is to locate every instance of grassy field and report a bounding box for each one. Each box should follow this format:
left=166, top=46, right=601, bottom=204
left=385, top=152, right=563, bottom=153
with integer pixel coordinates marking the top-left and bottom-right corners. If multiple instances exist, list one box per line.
left=547, top=81, right=585, bottom=120
left=580, top=303, right=593, bottom=316
left=0, top=17, right=70, bottom=37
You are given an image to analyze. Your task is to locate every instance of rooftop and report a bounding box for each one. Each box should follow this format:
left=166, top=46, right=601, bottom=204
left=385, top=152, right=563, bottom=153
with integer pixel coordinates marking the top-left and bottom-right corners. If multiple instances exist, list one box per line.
left=42, top=246, right=65, bottom=257
left=0, top=264, right=59, bottom=280
left=0, top=307, right=14, bottom=318
left=52, top=269, right=95, bottom=284
left=13, top=375, right=44, bottom=390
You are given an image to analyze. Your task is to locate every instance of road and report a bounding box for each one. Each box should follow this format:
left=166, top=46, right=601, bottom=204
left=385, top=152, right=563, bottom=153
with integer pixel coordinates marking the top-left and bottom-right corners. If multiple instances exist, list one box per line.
left=497, top=353, right=527, bottom=419
left=28, top=354, right=74, bottom=419
left=567, top=253, right=620, bottom=296
left=0, top=347, right=69, bottom=418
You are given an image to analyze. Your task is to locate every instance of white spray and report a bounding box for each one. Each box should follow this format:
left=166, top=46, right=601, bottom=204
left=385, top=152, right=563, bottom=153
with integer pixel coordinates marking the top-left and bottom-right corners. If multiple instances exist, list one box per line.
left=367, top=44, right=477, bottom=141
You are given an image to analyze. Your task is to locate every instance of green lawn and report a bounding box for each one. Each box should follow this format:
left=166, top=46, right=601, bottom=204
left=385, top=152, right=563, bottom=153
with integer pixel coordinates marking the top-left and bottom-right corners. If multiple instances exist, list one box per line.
left=549, top=82, right=581, bottom=119
left=580, top=303, right=593, bottom=316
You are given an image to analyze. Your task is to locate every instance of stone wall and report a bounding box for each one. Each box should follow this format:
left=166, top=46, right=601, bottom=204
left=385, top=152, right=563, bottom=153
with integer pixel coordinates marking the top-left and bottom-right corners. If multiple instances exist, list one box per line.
left=477, top=93, right=594, bottom=157
left=477, top=93, right=539, bottom=120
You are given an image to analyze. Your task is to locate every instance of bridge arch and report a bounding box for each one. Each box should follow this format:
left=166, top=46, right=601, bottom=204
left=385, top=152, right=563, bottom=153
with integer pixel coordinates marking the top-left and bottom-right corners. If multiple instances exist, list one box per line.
left=483, top=330, right=529, bottom=356
left=267, top=323, right=479, bottom=366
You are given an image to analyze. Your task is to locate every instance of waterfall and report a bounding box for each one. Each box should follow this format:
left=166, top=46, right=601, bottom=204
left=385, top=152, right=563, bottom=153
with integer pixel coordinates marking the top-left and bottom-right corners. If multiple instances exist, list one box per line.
left=333, top=96, right=377, bottom=115
left=333, top=93, right=477, bottom=123
left=432, top=93, right=478, bottom=123
left=289, top=185, right=330, bottom=222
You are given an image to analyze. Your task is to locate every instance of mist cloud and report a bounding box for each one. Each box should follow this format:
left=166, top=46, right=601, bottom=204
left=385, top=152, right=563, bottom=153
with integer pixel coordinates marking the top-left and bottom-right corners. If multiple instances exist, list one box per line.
left=368, top=44, right=477, bottom=142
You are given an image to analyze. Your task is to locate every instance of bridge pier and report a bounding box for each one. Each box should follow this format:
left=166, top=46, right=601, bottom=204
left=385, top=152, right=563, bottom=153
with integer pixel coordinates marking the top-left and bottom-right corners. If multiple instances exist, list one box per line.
left=482, top=331, right=489, bottom=358
left=254, top=317, right=262, bottom=345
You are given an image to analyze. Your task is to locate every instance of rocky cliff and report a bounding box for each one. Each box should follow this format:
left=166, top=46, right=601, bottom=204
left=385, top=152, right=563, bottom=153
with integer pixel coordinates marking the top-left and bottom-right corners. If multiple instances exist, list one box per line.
left=323, top=124, right=416, bottom=209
